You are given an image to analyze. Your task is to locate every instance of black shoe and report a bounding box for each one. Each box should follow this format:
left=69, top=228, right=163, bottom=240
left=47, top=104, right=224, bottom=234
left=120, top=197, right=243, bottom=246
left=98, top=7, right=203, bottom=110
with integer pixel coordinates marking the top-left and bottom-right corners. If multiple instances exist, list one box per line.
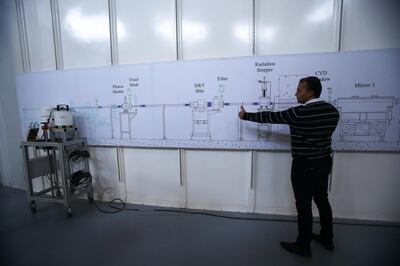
left=280, top=241, right=311, bottom=258
left=312, top=233, right=334, bottom=251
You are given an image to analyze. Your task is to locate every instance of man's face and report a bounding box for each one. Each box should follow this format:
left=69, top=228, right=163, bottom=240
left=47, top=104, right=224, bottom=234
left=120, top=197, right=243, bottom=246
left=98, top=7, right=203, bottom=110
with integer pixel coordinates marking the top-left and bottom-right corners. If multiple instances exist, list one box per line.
left=295, top=82, right=314, bottom=104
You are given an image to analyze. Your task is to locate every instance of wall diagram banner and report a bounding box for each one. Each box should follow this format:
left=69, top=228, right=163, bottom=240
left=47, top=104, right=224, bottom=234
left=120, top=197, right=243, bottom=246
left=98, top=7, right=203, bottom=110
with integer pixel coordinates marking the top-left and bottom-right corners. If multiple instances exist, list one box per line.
left=16, top=49, right=400, bottom=151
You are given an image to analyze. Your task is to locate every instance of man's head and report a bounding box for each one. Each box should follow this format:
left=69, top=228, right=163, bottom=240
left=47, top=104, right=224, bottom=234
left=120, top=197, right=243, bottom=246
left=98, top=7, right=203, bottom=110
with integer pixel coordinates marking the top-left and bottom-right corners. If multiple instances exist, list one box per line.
left=295, top=76, right=322, bottom=104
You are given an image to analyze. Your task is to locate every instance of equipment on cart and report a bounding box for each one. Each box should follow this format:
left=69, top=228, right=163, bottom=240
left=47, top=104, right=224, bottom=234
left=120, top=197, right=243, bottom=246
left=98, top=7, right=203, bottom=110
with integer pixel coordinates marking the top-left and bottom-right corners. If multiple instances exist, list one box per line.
left=38, top=104, right=77, bottom=142
left=21, top=104, right=93, bottom=217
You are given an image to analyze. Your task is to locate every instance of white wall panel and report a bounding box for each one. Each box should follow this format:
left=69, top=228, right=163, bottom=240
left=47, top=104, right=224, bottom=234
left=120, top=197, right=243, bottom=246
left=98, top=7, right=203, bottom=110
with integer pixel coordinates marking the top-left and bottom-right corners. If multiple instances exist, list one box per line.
left=88, top=147, right=123, bottom=201
left=116, top=0, right=177, bottom=64
left=123, top=148, right=185, bottom=207
left=0, top=0, right=24, bottom=188
left=181, top=0, right=252, bottom=60
left=185, top=150, right=252, bottom=212
left=6, top=0, right=400, bottom=223
left=331, top=152, right=400, bottom=221
left=6, top=0, right=23, bottom=73
left=254, top=151, right=296, bottom=215
left=341, top=0, right=400, bottom=51
left=256, top=0, right=340, bottom=55
left=23, top=0, right=56, bottom=71
left=58, top=0, right=111, bottom=69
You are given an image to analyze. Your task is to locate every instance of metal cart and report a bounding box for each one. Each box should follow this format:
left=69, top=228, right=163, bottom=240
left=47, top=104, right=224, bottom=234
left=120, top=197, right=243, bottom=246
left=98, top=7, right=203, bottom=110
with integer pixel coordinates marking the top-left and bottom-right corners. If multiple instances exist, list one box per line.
left=21, top=139, right=93, bottom=217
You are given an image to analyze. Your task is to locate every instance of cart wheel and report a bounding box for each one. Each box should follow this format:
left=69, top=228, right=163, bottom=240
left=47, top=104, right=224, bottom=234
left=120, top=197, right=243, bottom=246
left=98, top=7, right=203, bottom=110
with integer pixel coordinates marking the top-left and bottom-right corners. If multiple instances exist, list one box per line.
left=88, top=196, right=94, bottom=204
left=30, top=201, right=37, bottom=213
left=66, top=208, right=72, bottom=218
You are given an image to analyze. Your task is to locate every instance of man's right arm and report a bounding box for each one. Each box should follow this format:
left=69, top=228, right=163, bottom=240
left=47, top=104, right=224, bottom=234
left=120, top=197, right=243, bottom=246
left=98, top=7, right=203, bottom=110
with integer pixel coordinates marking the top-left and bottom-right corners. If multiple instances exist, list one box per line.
left=239, top=106, right=294, bottom=125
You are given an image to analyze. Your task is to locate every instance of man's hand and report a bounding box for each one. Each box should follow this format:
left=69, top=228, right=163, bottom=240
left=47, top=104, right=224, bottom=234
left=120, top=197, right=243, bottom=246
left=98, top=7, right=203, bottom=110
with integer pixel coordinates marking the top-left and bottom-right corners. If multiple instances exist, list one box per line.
left=238, top=106, right=246, bottom=120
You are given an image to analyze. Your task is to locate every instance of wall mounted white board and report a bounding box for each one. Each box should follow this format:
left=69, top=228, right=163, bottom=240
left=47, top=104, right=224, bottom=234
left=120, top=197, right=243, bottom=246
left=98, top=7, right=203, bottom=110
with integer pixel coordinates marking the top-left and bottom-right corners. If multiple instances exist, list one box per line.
left=16, top=49, right=400, bottom=151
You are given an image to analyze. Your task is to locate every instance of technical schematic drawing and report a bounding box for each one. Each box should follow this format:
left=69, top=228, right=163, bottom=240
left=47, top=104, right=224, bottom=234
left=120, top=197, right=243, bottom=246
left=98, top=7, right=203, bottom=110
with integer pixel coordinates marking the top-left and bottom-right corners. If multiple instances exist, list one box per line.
left=238, top=75, right=305, bottom=142
left=190, top=99, right=211, bottom=139
left=242, top=74, right=306, bottom=142
left=63, top=83, right=230, bottom=142
left=256, top=77, right=273, bottom=140
left=118, top=88, right=137, bottom=139
left=16, top=48, right=400, bottom=151
left=334, top=95, right=399, bottom=142
left=272, top=75, right=306, bottom=141
left=190, top=84, right=225, bottom=140
left=117, top=95, right=138, bottom=139
left=275, top=74, right=306, bottom=110
left=75, top=108, right=111, bottom=139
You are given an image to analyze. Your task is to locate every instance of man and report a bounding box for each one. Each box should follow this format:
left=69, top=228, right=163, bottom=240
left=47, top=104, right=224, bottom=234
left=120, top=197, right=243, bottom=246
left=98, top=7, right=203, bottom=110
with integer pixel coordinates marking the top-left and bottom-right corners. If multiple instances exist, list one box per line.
left=238, top=76, right=339, bottom=258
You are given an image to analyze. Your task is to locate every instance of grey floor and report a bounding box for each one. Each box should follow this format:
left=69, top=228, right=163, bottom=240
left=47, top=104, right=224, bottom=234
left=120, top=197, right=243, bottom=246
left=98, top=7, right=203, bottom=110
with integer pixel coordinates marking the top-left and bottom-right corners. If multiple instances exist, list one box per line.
left=0, top=186, right=399, bottom=266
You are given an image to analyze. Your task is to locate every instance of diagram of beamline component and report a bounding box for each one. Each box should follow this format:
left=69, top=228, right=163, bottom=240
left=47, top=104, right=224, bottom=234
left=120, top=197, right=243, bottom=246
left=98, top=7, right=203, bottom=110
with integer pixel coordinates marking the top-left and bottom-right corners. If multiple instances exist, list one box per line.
left=22, top=77, right=285, bottom=143
left=334, top=95, right=400, bottom=142
left=239, top=75, right=306, bottom=142
left=117, top=88, right=138, bottom=139
left=75, top=74, right=319, bottom=144
left=71, top=83, right=235, bottom=142
left=19, top=79, right=400, bottom=151
left=190, top=84, right=225, bottom=140
left=16, top=48, right=400, bottom=150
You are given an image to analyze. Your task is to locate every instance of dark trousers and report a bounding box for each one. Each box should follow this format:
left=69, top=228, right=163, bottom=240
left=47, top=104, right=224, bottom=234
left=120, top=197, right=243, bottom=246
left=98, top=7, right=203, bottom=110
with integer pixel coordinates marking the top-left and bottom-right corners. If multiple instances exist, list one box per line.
left=291, top=156, right=333, bottom=247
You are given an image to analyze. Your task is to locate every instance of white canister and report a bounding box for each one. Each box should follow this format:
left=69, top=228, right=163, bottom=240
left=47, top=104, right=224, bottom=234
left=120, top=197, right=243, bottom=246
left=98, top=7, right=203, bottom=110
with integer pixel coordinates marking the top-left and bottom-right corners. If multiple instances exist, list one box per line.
left=53, top=110, right=73, bottom=126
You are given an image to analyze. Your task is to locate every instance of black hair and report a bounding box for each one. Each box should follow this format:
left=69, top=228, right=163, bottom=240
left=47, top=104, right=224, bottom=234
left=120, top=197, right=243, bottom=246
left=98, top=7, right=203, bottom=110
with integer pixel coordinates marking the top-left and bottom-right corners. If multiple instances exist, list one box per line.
left=299, top=76, right=322, bottom=97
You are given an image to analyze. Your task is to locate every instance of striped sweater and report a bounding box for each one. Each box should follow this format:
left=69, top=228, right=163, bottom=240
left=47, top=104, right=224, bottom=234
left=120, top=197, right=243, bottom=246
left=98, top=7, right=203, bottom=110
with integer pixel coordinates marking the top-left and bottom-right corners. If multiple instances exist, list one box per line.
left=243, top=100, right=340, bottom=159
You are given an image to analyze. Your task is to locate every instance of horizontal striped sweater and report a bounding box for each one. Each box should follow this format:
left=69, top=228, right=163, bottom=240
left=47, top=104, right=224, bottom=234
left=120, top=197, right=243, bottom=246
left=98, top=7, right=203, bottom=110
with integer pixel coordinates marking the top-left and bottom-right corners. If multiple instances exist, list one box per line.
left=243, top=100, right=340, bottom=159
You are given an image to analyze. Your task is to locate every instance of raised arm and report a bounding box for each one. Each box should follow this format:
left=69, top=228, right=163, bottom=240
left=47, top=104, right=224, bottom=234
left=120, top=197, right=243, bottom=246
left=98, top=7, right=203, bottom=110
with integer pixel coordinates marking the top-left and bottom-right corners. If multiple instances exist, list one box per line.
left=238, top=105, right=294, bottom=125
